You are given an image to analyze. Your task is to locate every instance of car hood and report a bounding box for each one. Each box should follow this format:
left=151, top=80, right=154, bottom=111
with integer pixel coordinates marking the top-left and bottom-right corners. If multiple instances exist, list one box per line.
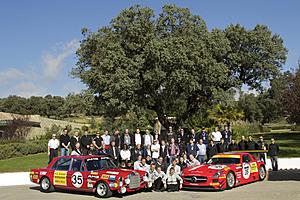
left=92, top=168, right=145, bottom=177
left=182, top=164, right=231, bottom=176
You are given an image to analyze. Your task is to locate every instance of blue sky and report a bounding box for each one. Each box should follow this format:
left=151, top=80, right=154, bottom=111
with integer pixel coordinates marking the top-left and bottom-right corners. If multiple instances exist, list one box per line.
left=0, top=0, right=299, bottom=97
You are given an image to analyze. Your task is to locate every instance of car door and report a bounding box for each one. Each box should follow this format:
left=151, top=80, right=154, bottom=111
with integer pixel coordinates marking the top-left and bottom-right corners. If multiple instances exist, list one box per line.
left=241, top=154, right=252, bottom=183
left=52, top=157, right=72, bottom=188
left=67, top=158, right=91, bottom=191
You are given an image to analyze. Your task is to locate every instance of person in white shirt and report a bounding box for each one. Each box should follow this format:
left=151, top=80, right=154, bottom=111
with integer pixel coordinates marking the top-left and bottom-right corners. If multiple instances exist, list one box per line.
left=137, top=158, right=150, bottom=171
left=101, top=130, right=111, bottom=147
left=48, top=134, right=59, bottom=163
left=120, top=144, right=131, bottom=162
left=197, top=139, right=207, bottom=163
left=166, top=159, right=181, bottom=175
left=134, top=128, right=142, bottom=146
left=211, top=127, right=222, bottom=144
left=163, top=167, right=183, bottom=192
left=187, top=154, right=200, bottom=167
left=151, top=140, right=160, bottom=161
left=71, top=142, right=82, bottom=156
left=143, top=129, right=153, bottom=147
left=134, top=155, right=143, bottom=170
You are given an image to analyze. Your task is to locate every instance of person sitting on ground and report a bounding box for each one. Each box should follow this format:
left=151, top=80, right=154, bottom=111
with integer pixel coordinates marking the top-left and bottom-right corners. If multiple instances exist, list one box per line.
left=88, top=143, right=98, bottom=155
left=153, top=166, right=166, bottom=192
left=71, top=142, right=82, bottom=156
left=156, top=156, right=167, bottom=172
left=163, top=167, right=183, bottom=192
left=187, top=154, right=200, bottom=167
left=147, top=163, right=157, bottom=188
left=120, top=144, right=131, bottom=162
left=133, top=155, right=143, bottom=170
left=137, top=158, right=150, bottom=171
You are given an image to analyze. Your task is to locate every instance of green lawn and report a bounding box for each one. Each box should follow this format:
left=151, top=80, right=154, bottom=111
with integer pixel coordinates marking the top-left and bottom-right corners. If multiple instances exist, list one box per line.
left=252, top=131, right=300, bottom=158
left=0, top=153, right=48, bottom=172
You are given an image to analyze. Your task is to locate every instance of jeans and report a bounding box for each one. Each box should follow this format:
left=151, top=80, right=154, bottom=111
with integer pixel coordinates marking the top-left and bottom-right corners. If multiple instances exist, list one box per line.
left=60, top=148, right=69, bottom=156
left=270, top=156, right=278, bottom=171
left=197, top=155, right=205, bottom=164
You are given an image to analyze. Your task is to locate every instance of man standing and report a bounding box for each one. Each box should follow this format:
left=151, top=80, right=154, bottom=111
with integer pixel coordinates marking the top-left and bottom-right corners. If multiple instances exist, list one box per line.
left=246, top=135, right=258, bottom=150
left=159, top=140, right=168, bottom=162
left=81, top=130, right=92, bottom=155
left=197, top=139, right=206, bottom=163
left=190, top=128, right=199, bottom=144
left=111, top=130, right=121, bottom=148
left=143, top=129, right=153, bottom=147
left=268, top=138, right=279, bottom=171
left=166, top=126, right=176, bottom=144
left=228, top=139, right=239, bottom=151
left=48, top=134, right=59, bottom=163
left=93, top=131, right=103, bottom=153
left=60, top=129, right=70, bottom=156
left=107, top=141, right=120, bottom=162
left=134, top=128, right=143, bottom=146
left=222, top=126, right=231, bottom=145
left=151, top=140, right=160, bottom=162
left=121, top=129, right=133, bottom=148
left=238, top=135, right=247, bottom=150
left=186, top=139, right=199, bottom=157
left=211, top=127, right=222, bottom=144
left=70, top=130, right=80, bottom=151
left=207, top=140, right=218, bottom=160
left=199, top=128, right=208, bottom=146
left=101, top=130, right=111, bottom=149
left=168, top=138, right=179, bottom=164
left=217, top=138, right=227, bottom=153
left=257, top=136, right=267, bottom=163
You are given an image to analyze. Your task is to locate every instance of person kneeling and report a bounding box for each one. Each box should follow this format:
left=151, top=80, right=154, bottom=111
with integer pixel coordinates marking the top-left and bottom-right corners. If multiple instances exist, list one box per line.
left=163, top=167, right=183, bottom=192
left=153, top=166, right=166, bottom=191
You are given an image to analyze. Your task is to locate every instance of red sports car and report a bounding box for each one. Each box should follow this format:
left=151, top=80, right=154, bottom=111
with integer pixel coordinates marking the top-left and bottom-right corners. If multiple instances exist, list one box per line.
left=30, top=155, right=147, bottom=197
left=182, top=152, right=266, bottom=190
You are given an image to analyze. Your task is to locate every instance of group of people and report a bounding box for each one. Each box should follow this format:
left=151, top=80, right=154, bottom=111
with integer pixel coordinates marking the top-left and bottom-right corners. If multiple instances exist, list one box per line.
left=47, top=125, right=280, bottom=191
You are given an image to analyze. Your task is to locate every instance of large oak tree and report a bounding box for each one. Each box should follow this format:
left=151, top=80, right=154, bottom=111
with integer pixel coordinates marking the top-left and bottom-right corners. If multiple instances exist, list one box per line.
left=72, top=5, right=287, bottom=128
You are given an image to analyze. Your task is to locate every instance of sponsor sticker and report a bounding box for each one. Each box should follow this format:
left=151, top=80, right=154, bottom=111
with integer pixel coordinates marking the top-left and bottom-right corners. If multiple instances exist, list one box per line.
left=108, top=175, right=116, bottom=181
left=40, top=171, right=47, bottom=175
left=54, top=171, right=67, bottom=186
left=250, top=162, right=258, bottom=173
left=208, top=165, right=226, bottom=170
left=101, top=174, right=110, bottom=179
left=106, top=171, right=119, bottom=175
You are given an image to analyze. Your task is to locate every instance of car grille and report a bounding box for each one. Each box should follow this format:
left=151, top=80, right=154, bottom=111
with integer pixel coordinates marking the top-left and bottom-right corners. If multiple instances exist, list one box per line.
left=184, top=176, right=207, bottom=183
left=128, top=173, right=140, bottom=189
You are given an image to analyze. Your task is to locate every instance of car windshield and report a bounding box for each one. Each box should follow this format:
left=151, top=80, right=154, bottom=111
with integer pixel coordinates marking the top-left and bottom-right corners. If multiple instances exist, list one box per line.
left=207, top=157, right=240, bottom=165
left=85, top=157, right=117, bottom=171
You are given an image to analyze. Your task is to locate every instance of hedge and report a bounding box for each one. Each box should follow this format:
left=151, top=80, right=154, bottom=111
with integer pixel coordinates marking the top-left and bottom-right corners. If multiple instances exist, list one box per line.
left=0, top=140, right=48, bottom=160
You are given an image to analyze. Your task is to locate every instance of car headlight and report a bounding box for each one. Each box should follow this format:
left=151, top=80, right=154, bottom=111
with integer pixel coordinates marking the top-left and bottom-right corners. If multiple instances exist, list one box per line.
left=212, top=170, right=222, bottom=178
left=124, top=178, right=130, bottom=185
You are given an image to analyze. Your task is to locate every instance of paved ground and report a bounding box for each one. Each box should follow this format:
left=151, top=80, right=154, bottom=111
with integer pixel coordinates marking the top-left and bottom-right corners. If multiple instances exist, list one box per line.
left=0, top=181, right=300, bottom=200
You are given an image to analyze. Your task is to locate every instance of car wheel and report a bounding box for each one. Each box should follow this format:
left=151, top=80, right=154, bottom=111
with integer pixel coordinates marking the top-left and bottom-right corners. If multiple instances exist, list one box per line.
left=259, top=165, right=266, bottom=181
left=40, top=177, right=53, bottom=193
left=226, top=172, right=235, bottom=189
left=95, top=182, right=112, bottom=198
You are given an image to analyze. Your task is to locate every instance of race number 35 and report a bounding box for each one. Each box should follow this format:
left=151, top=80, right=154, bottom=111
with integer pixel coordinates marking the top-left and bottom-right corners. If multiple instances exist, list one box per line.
left=71, top=172, right=83, bottom=188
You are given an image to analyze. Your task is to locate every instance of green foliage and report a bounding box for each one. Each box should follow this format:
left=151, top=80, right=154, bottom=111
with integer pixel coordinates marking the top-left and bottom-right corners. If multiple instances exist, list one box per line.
left=72, top=4, right=287, bottom=128
left=291, top=125, right=300, bottom=131
left=0, top=140, right=48, bottom=160
left=45, top=124, right=61, bottom=139
left=208, top=104, right=244, bottom=126
left=231, top=121, right=261, bottom=139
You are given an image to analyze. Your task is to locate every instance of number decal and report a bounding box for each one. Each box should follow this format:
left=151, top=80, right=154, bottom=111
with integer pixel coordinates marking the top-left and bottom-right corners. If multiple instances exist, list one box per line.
left=242, top=163, right=250, bottom=179
left=71, top=172, right=83, bottom=188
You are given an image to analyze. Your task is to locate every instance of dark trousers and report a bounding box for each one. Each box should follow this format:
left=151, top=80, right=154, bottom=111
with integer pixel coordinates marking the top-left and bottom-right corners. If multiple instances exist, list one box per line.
left=270, top=156, right=278, bottom=171
left=167, top=183, right=179, bottom=192
left=153, top=177, right=163, bottom=191
left=49, top=148, right=58, bottom=164
left=259, top=153, right=266, bottom=163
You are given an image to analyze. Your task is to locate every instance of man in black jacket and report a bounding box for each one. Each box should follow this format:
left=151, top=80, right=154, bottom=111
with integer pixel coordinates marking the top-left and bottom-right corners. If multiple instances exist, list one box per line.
left=80, top=130, right=92, bottom=155
left=246, top=135, right=258, bottom=150
left=228, top=139, right=239, bottom=151
left=107, top=141, right=120, bottom=162
left=70, top=130, right=80, bottom=151
left=268, top=138, right=279, bottom=171
left=207, top=140, right=218, bottom=160
left=221, top=126, right=231, bottom=145
left=121, top=128, right=134, bottom=148
left=217, top=138, right=227, bottom=153
left=238, top=135, right=247, bottom=150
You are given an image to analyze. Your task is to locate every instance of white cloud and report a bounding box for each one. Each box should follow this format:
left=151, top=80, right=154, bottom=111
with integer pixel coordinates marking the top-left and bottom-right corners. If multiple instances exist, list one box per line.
left=42, top=39, right=79, bottom=81
left=13, top=82, right=44, bottom=97
left=0, top=68, right=25, bottom=84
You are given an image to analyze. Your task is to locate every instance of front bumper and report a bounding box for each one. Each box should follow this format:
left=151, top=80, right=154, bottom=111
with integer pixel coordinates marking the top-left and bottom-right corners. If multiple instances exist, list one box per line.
left=182, top=175, right=227, bottom=190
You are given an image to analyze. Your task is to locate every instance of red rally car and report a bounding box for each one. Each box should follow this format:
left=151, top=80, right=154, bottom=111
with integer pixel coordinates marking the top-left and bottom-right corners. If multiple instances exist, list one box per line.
left=30, top=155, right=147, bottom=198
left=182, top=152, right=266, bottom=190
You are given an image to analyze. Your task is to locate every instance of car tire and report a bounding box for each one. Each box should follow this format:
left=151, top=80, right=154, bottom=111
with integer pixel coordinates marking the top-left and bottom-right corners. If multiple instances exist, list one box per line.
left=259, top=165, right=266, bottom=181
left=226, top=172, right=235, bottom=189
left=40, top=177, right=54, bottom=193
left=95, top=182, right=112, bottom=198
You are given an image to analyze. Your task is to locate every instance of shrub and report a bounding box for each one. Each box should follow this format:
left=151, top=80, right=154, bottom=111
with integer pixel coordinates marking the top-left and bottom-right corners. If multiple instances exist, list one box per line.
left=291, top=125, right=300, bottom=131
left=232, top=122, right=261, bottom=139
left=0, top=139, right=48, bottom=160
